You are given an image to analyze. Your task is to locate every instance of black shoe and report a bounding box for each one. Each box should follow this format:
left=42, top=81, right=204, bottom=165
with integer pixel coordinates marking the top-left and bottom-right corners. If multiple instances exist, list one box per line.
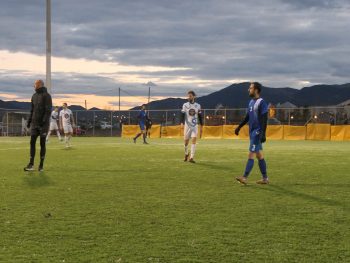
left=38, top=166, right=44, bottom=172
left=189, top=158, right=196, bottom=163
left=184, top=154, right=189, bottom=162
left=24, top=164, right=35, bottom=172
left=143, top=141, right=149, bottom=144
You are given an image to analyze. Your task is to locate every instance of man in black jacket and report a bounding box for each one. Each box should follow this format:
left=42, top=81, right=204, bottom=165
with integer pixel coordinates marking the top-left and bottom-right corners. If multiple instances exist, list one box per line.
left=24, top=80, right=52, bottom=172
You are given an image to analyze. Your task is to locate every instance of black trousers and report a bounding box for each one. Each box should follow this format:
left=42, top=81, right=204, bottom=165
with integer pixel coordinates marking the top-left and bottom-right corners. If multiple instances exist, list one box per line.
left=29, top=127, right=48, bottom=164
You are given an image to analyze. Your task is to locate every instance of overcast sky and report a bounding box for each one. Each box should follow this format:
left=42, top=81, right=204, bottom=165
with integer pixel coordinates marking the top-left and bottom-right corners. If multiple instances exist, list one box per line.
left=0, top=0, right=349, bottom=108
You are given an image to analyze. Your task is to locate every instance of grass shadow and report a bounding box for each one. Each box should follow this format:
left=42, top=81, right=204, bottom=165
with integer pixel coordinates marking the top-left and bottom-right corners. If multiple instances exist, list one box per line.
left=195, top=162, right=232, bottom=172
left=256, top=184, right=349, bottom=211
left=23, top=172, right=52, bottom=188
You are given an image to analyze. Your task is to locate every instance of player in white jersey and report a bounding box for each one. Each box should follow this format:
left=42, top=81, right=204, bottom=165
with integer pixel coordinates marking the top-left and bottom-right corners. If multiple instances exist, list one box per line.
left=59, top=103, right=75, bottom=148
left=180, top=91, right=203, bottom=163
left=46, top=106, right=62, bottom=142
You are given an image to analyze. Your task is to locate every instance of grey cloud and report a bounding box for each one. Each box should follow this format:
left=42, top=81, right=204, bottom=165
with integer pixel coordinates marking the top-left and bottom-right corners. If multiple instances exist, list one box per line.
left=0, top=0, right=350, bottom=103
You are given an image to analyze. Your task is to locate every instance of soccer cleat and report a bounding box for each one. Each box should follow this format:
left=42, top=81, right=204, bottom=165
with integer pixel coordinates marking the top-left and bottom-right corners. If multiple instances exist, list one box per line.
left=256, top=178, right=269, bottom=185
left=236, top=176, right=247, bottom=185
left=38, top=166, right=44, bottom=172
left=184, top=154, right=189, bottom=162
left=24, top=164, right=35, bottom=172
left=189, top=158, right=196, bottom=163
left=143, top=141, right=149, bottom=144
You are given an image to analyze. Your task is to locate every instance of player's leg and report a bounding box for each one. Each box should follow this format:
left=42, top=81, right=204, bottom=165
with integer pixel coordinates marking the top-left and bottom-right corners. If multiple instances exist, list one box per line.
left=183, top=126, right=191, bottom=161
left=189, top=136, right=197, bottom=163
left=236, top=131, right=259, bottom=184
left=39, top=133, right=47, bottom=171
left=56, top=129, right=62, bottom=141
left=256, top=151, right=269, bottom=184
left=46, top=129, right=51, bottom=142
left=133, top=123, right=144, bottom=143
left=24, top=129, right=38, bottom=171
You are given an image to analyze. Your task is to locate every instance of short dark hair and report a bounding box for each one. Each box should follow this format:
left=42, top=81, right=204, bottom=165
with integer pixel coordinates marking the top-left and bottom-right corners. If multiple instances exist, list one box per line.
left=63, top=103, right=68, bottom=106
left=188, top=90, right=196, bottom=96
left=251, top=82, right=262, bottom=94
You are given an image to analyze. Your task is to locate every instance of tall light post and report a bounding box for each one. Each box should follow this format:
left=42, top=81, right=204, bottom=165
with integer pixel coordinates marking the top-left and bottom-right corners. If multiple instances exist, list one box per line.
left=46, top=0, right=52, bottom=94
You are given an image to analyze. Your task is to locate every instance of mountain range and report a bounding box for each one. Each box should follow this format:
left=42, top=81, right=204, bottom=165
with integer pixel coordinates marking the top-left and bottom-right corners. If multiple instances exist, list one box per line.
left=1, top=82, right=350, bottom=111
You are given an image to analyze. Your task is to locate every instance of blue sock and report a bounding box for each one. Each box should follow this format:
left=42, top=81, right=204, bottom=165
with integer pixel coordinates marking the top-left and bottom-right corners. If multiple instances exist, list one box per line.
left=258, top=159, right=267, bottom=179
left=244, top=159, right=254, bottom=177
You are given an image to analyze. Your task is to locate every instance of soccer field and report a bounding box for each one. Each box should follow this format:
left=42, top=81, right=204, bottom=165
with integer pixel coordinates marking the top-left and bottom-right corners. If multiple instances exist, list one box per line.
left=1, top=137, right=349, bottom=263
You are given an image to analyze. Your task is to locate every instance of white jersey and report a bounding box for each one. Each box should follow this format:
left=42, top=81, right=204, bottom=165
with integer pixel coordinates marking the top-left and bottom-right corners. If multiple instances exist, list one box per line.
left=181, top=102, right=201, bottom=128
left=50, top=111, right=59, bottom=124
left=59, top=109, right=73, bottom=127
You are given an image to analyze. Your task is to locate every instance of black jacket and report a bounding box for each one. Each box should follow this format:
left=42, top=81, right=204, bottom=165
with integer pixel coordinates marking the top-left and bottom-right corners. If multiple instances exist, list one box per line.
left=27, top=87, right=52, bottom=131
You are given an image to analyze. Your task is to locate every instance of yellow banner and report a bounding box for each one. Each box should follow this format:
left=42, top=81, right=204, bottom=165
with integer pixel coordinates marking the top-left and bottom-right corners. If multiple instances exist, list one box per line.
left=344, top=125, right=350, bottom=141
left=202, top=126, right=223, bottom=138
left=122, top=125, right=139, bottom=138
left=306, top=124, right=331, bottom=140
left=223, top=125, right=235, bottom=139
left=161, top=125, right=181, bottom=138
left=331, top=126, right=345, bottom=141
left=267, top=125, right=284, bottom=140
left=149, top=124, right=161, bottom=138
left=283, top=126, right=306, bottom=140
left=120, top=124, right=350, bottom=141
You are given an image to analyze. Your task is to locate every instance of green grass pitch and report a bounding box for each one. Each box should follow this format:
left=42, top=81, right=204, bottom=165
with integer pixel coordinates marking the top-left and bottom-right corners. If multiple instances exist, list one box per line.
left=1, top=137, right=350, bottom=263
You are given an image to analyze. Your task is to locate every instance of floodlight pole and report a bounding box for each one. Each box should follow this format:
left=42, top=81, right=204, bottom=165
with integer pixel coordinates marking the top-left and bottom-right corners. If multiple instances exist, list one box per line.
left=46, top=0, right=52, bottom=94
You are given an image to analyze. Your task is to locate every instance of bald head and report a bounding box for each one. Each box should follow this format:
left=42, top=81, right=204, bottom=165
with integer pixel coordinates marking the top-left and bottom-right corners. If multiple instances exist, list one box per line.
left=34, top=80, right=44, bottom=90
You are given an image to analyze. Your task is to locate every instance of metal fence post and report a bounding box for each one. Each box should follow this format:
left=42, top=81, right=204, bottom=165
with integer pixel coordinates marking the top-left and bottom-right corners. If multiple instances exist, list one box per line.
left=93, top=111, right=95, bottom=136
left=75, top=111, right=78, bottom=137
left=165, top=110, right=168, bottom=126
left=110, top=111, right=113, bottom=137
left=203, top=109, right=206, bottom=126
left=288, top=109, right=291, bottom=125
left=6, top=112, right=9, bottom=136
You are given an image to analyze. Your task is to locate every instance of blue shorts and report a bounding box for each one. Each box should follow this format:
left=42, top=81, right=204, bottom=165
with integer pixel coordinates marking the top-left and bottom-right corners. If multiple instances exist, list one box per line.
left=139, top=122, right=145, bottom=131
left=249, top=129, right=263, bottom=153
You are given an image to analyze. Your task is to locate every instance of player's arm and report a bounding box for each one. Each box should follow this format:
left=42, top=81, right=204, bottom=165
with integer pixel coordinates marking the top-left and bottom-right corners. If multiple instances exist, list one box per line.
left=180, top=104, right=186, bottom=127
left=198, top=110, right=203, bottom=138
left=258, top=103, right=268, bottom=143
left=235, top=113, right=249, bottom=135
left=59, top=113, right=63, bottom=130
left=27, top=97, right=34, bottom=128
left=42, top=93, right=52, bottom=127
left=71, top=113, right=75, bottom=127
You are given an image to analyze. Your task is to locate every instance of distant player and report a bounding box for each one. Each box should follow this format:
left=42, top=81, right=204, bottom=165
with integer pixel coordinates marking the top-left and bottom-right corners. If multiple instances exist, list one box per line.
left=133, top=104, right=148, bottom=144
left=181, top=91, right=203, bottom=163
left=59, top=103, right=75, bottom=148
left=145, top=116, right=152, bottom=138
left=46, top=106, right=62, bottom=142
left=235, top=82, right=269, bottom=184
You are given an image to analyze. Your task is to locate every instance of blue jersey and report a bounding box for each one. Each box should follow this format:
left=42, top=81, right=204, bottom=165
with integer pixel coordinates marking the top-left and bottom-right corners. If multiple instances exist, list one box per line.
left=138, top=110, right=147, bottom=123
left=248, top=98, right=268, bottom=132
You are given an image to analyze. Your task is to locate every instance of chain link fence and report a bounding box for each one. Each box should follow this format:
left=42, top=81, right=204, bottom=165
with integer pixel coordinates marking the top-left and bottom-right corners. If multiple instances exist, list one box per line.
left=1, top=106, right=349, bottom=136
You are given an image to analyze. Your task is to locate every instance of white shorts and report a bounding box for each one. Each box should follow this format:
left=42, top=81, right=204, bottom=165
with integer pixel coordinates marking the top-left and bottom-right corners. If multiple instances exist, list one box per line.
left=63, top=125, right=73, bottom=134
left=184, top=125, right=198, bottom=140
left=49, top=122, right=58, bottom=131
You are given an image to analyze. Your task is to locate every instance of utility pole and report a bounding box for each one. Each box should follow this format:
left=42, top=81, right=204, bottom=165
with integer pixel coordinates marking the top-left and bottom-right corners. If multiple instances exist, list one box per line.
left=85, top=100, right=87, bottom=110
left=46, top=0, right=52, bottom=94
left=118, top=87, right=121, bottom=112
left=148, top=86, right=151, bottom=105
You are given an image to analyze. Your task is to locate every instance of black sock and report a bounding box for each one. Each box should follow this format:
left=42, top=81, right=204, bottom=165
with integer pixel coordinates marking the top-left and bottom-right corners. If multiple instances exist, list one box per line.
left=39, top=158, right=44, bottom=167
left=29, top=134, right=38, bottom=165
left=134, top=133, right=141, bottom=140
left=143, top=133, right=147, bottom=143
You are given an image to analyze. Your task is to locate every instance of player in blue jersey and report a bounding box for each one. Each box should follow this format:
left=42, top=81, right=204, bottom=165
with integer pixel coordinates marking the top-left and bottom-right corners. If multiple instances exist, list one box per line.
left=133, top=104, right=148, bottom=144
left=235, top=82, right=269, bottom=185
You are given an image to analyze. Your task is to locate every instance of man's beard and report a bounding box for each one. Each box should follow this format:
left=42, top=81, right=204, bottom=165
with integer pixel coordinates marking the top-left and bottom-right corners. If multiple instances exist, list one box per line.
left=188, top=99, right=194, bottom=103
